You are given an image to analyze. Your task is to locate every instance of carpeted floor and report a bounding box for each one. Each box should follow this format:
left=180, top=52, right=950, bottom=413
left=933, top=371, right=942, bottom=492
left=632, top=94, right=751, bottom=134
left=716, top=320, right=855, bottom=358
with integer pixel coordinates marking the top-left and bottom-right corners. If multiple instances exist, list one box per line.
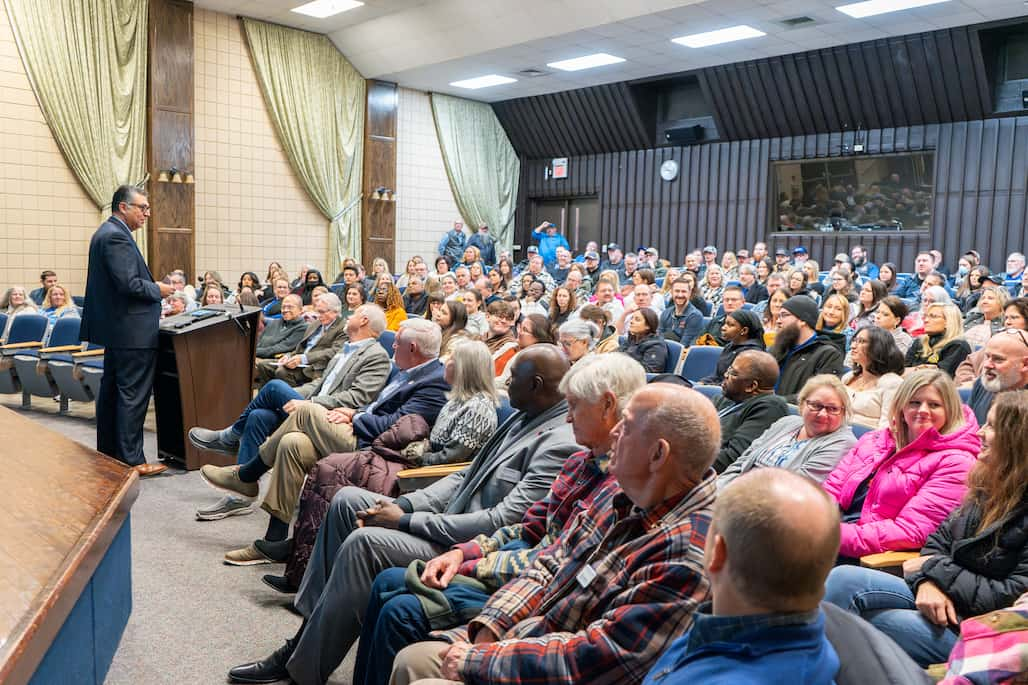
left=3, top=397, right=357, bottom=684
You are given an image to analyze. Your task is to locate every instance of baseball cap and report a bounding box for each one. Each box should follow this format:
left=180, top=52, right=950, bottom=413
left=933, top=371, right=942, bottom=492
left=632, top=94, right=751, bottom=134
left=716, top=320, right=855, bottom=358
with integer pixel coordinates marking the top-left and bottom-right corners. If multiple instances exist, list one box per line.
left=775, top=248, right=788, bottom=257
left=606, top=243, right=622, bottom=252
left=980, top=273, right=1005, bottom=286
left=645, top=247, right=658, bottom=256
left=585, top=250, right=599, bottom=260
left=792, top=246, right=808, bottom=255
left=527, top=245, right=539, bottom=254
left=702, top=245, right=717, bottom=254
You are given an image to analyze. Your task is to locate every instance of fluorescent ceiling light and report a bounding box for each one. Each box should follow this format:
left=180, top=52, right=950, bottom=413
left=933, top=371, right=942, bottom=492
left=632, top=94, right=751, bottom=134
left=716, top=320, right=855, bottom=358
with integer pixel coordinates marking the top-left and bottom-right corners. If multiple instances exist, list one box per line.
left=547, top=53, right=626, bottom=72
left=835, top=0, right=949, bottom=18
left=672, top=25, right=766, bottom=48
left=291, top=0, right=364, bottom=19
left=449, top=74, right=517, bottom=89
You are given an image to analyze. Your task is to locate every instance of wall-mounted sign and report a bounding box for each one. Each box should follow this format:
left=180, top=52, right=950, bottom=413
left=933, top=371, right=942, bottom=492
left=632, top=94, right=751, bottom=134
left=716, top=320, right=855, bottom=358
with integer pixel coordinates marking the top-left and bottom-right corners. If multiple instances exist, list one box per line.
left=552, top=158, right=568, bottom=179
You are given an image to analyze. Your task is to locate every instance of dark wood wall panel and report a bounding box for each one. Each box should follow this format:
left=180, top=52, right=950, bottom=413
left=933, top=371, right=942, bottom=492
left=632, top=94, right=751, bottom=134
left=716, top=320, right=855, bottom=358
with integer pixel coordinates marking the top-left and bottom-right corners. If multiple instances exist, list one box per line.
left=518, top=117, right=1028, bottom=271
left=361, top=80, right=397, bottom=266
left=147, top=0, right=194, bottom=281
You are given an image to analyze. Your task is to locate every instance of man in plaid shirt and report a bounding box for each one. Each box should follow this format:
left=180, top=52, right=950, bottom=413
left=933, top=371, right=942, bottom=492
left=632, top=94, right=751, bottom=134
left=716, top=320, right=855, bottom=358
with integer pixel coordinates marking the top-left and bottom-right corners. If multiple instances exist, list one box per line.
left=391, top=382, right=721, bottom=685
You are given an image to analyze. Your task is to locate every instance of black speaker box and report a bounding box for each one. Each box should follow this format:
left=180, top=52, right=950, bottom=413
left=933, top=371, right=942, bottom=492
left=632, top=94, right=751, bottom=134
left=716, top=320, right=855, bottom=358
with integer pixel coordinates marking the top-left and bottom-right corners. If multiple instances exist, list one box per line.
left=665, top=125, right=705, bottom=145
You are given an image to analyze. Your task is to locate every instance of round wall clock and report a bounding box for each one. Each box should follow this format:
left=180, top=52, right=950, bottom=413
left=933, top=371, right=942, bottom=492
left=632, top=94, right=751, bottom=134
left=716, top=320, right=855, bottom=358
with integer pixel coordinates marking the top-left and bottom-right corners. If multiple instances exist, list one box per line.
left=660, top=159, right=679, bottom=181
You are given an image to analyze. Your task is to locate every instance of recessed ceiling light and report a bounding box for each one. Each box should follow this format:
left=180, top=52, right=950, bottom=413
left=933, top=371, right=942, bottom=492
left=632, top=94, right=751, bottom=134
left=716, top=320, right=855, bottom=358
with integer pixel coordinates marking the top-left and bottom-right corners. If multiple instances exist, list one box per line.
left=449, top=74, right=518, bottom=89
left=671, top=25, right=766, bottom=48
left=547, top=53, right=626, bottom=72
left=291, top=0, right=364, bottom=19
left=835, top=0, right=949, bottom=18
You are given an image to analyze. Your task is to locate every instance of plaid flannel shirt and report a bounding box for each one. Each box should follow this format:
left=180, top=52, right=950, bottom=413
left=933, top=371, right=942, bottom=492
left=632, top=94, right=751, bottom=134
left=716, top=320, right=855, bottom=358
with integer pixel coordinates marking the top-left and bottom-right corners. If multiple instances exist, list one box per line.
left=453, top=450, right=613, bottom=589
left=446, top=470, right=715, bottom=685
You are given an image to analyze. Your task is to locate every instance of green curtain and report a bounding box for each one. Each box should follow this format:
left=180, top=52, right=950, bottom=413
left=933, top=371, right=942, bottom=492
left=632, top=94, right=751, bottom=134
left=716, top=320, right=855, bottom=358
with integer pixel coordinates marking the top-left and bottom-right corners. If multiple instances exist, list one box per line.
left=431, top=93, right=520, bottom=252
left=5, top=0, right=148, bottom=254
left=241, top=18, right=364, bottom=272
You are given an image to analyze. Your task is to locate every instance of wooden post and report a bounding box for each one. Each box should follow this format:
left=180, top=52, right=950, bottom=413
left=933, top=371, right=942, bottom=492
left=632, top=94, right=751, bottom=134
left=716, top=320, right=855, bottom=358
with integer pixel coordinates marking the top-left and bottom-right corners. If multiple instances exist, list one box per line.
left=360, top=80, right=397, bottom=267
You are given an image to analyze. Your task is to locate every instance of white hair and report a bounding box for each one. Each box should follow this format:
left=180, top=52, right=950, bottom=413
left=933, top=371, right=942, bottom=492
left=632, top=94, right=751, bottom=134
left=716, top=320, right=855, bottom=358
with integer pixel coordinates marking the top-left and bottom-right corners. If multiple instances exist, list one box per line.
left=558, top=319, right=600, bottom=349
left=359, top=304, right=387, bottom=335
left=398, top=317, right=442, bottom=358
left=318, top=292, right=343, bottom=313
left=558, top=352, right=646, bottom=412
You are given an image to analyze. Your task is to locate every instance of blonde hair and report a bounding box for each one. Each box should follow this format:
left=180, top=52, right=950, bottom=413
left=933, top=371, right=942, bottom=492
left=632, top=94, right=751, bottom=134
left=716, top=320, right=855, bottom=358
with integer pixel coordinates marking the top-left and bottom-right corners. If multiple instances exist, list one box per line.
left=41, top=283, right=74, bottom=312
left=817, top=293, right=852, bottom=333
left=888, top=369, right=965, bottom=448
left=916, top=303, right=965, bottom=361
left=797, top=374, right=853, bottom=424
left=597, top=270, right=621, bottom=290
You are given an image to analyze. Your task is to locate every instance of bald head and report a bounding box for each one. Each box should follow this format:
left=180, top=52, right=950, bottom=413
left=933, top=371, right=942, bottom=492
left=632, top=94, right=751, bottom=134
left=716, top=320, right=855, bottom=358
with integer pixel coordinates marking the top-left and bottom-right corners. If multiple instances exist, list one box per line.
left=712, top=469, right=840, bottom=613
left=737, top=350, right=780, bottom=391
left=507, top=344, right=570, bottom=416
left=981, top=329, right=1028, bottom=392
left=643, top=384, right=721, bottom=476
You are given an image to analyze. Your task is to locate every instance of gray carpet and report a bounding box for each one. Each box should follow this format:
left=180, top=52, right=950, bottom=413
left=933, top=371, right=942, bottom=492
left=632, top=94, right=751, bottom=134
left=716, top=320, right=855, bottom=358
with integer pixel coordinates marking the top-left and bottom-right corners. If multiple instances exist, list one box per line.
left=3, top=397, right=357, bottom=684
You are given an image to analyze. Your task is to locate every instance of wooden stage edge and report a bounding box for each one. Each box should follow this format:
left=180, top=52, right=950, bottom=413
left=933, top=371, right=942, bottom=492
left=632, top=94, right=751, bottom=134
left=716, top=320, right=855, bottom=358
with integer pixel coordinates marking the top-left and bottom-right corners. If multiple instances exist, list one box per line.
left=0, top=407, right=140, bottom=685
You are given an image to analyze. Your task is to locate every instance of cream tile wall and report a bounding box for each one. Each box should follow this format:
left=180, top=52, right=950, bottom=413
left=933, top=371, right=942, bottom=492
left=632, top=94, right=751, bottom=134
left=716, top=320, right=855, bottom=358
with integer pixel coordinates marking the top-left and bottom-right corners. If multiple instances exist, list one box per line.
left=194, top=9, right=329, bottom=285
left=395, top=87, right=463, bottom=270
left=0, top=6, right=100, bottom=296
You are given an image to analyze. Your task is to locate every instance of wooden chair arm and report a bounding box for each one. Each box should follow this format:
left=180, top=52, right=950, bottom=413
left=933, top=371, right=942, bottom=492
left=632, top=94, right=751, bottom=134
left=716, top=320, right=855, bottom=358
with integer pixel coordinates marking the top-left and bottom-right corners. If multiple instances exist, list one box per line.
left=860, top=551, right=920, bottom=569
left=1, top=341, right=43, bottom=351
left=39, top=344, right=85, bottom=354
left=72, top=349, right=106, bottom=359
left=396, top=462, right=471, bottom=479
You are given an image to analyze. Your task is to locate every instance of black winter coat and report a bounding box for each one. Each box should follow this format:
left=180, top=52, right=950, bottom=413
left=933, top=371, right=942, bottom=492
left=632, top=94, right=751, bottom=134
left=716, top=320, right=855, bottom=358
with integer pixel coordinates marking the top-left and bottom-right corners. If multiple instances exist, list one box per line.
left=620, top=333, right=668, bottom=373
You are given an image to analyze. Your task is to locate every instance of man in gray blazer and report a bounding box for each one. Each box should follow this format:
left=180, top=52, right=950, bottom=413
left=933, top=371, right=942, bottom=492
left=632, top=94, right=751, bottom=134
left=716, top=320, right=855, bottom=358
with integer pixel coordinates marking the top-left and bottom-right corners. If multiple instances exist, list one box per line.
left=188, top=304, right=392, bottom=521
left=255, top=292, right=349, bottom=387
left=225, top=345, right=580, bottom=685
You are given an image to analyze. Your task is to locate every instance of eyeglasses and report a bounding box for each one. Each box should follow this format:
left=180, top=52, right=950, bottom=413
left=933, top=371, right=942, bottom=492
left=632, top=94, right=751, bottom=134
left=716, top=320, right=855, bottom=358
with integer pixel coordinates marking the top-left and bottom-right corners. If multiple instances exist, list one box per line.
left=803, top=400, right=844, bottom=417
left=724, top=367, right=749, bottom=380
left=126, top=202, right=151, bottom=212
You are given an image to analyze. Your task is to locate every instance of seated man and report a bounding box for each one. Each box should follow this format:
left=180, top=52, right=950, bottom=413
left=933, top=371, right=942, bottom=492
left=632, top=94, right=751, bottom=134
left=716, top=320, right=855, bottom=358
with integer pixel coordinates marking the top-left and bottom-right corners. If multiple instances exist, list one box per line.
left=225, top=345, right=580, bottom=685
left=30, top=269, right=57, bottom=306
left=772, top=295, right=844, bottom=403
left=352, top=354, right=646, bottom=685
left=712, top=350, right=790, bottom=473
left=389, top=383, right=720, bottom=685
left=967, top=328, right=1028, bottom=423
left=189, top=304, right=392, bottom=520
left=200, top=318, right=449, bottom=565
left=642, top=469, right=842, bottom=684
left=254, top=293, right=307, bottom=361
left=255, top=292, right=348, bottom=387
left=659, top=278, right=704, bottom=345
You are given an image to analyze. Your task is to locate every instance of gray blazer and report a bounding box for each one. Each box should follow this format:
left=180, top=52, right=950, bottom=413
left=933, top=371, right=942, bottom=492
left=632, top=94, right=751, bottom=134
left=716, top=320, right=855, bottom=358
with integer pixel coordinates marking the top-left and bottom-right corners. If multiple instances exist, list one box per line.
left=293, top=315, right=348, bottom=379
left=297, top=340, right=391, bottom=410
left=717, top=415, right=856, bottom=489
left=403, top=399, right=581, bottom=546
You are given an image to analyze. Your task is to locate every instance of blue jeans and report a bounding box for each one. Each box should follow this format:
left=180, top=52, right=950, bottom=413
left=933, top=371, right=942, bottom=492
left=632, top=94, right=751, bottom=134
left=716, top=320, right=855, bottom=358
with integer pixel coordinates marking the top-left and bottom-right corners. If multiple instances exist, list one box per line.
left=230, top=379, right=303, bottom=465
left=823, top=565, right=958, bottom=667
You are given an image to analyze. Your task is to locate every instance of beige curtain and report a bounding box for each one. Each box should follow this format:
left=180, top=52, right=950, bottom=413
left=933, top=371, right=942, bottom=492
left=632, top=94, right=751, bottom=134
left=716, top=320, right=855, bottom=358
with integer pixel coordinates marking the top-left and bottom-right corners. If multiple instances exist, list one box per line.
left=5, top=0, right=148, bottom=254
left=431, top=93, right=520, bottom=252
left=241, top=18, right=364, bottom=272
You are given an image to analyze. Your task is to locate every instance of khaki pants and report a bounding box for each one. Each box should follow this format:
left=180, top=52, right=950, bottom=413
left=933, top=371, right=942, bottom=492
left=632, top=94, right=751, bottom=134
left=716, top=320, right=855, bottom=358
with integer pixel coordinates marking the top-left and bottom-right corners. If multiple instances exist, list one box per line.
left=259, top=402, right=356, bottom=523
left=390, top=641, right=459, bottom=685
left=255, top=358, right=309, bottom=388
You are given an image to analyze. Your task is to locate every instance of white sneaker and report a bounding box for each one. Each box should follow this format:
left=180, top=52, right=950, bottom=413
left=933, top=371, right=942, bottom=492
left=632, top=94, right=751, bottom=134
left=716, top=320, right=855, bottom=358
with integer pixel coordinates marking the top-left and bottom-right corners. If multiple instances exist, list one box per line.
left=196, top=496, right=254, bottom=521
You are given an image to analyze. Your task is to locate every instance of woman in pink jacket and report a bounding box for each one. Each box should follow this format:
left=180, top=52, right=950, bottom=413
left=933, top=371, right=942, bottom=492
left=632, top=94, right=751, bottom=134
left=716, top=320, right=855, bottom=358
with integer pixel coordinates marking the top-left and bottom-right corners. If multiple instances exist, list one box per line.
left=821, top=368, right=980, bottom=561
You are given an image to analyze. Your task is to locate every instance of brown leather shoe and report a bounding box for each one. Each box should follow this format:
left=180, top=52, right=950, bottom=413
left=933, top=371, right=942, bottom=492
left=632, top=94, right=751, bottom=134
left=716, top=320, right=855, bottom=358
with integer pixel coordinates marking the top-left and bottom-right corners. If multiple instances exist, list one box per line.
left=134, top=463, right=168, bottom=477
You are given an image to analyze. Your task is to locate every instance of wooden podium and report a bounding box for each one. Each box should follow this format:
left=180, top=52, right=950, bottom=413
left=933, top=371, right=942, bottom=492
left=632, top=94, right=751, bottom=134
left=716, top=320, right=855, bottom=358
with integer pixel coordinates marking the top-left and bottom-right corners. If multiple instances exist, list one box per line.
left=154, top=304, right=260, bottom=470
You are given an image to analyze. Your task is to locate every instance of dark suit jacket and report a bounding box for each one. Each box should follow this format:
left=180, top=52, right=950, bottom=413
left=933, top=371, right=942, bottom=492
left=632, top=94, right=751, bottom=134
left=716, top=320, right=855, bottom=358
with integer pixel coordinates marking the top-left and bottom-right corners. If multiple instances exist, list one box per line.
left=291, top=316, right=348, bottom=380
left=80, top=215, right=162, bottom=348
left=352, top=359, right=449, bottom=443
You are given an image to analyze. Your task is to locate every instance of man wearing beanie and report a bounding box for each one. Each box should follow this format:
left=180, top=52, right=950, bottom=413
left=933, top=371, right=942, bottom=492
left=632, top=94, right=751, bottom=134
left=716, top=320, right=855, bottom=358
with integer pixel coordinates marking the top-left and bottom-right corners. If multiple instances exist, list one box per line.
left=771, top=295, right=844, bottom=402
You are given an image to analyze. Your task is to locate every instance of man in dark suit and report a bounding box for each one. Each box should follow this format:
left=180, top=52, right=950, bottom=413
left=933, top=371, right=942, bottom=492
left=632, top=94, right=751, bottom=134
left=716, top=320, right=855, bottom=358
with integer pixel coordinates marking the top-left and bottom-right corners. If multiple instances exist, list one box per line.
left=199, top=317, right=450, bottom=565
left=81, top=185, right=174, bottom=476
left=255, top=292, right=348, bottom=387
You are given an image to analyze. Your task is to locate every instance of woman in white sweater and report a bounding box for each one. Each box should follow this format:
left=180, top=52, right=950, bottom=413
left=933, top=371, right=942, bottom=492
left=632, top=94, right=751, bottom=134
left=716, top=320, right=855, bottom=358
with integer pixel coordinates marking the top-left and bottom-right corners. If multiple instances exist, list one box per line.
left=842, top=326, right=906, bottom=428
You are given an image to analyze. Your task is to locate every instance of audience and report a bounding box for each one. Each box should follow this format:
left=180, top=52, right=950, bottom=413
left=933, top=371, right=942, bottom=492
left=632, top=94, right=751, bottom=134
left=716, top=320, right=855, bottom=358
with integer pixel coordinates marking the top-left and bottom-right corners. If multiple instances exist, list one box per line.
left=822, top=369, right=980, bottom=562
left=659, top=278, right=704, bottom=345
left=643, top=469, right=842, bottom=685
left=401, top=276, right=428, bottom=317
left=40, top=283, right=79, bottom=327
left=962, top=284, right=1009, bottom=348
left=435, top=300, right=472, bottom=361
left=226, top=345, right=578, bottom=685
left=873, top=296, right=913, bottom=355
left=701, top=285, right=745, bottom=345
left=29, top=270, right=57, bottom=306
left=371, top=280, right=406, bottom=331
left=842, top=327, right=906, bottom=428
left=255, top=292, right=348, bottom=387
left=557, top=318, right=599, bottom=365
left=620, top=307, right=668, bottom=373
left=772, top=295, right=845, bottom=402
left=711, top=350, right=790, bottom=473
left=955, top=297, right=1028, bottom=385
left=718, top=375, right=856, bottom=488
left=816, top=293, right=852, bottom=355
left=460, top=289, right=487, bottom=339
left=905, top=303, right=972, bottom=377
left=254, top=294, right=307, bottom=361
left=389, top=382, right=719, bottom=685
left=824, top=391, right=1028, bottom=667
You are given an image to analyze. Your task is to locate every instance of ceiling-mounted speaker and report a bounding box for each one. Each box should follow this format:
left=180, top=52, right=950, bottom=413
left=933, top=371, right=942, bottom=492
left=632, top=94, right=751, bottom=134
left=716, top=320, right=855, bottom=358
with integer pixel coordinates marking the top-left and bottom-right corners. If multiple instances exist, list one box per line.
left=665, top=124, right=705, bottom=146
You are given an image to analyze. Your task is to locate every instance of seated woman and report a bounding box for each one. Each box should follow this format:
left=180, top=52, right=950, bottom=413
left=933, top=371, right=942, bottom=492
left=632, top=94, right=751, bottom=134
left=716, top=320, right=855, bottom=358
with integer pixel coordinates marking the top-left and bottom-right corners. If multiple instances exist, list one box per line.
left=718, top=374, right=856, bottom=488
left=434, top=299, right=471, bottom=361
left=373, top=280, right=407, bottom=331
left=339, top=282, right=366, bottom=328
left=395, top=258, right=418, bottom=290
left=817, top=293, right=853, bottom=355
left=827, top=265, right=858, bottom=303
left=579, top=304, right=618, bottom=354
left=699, top=309, right=764, bottom=385
left=295, top=269, right=325, bottom=306
left=548, top=285, right=578, bottom=332
left=878, top=262, right=902, bottom=295
left=850, top=279, right=887, bottom=333
left=821, top=369, right=980, bottom=562
left=482, top=300, right=518, bottom=376
left=261, top=277, right=291, bottom=320
left=963, top=284, right=1009, bottom=349
left=619, top=308, right=667, bottom=373
left=274, top=340, right=501, bottom=590
left=2, top=285, right=39, bottom=339
left=557, top=318, right=600, bottom=365
left=823, top=390, right=1028, bottom=668
left=40, top=283, right=79, bottom=327
left=231, top=271, right=262, bottom=303
left=460, top=289, right=488, bottom=339
left=956, top=296, right=1028, bottom=386
left=842, top=327, right=905, bottom=428
left=200, top=284, right=224, bottom=306
left=761, top=288, right=789, bottom=348
left=874, top=296, right=913, bottom=355
left=699, top=264, right=725, bottom=311
left=905, top=303, right=972, bottom=377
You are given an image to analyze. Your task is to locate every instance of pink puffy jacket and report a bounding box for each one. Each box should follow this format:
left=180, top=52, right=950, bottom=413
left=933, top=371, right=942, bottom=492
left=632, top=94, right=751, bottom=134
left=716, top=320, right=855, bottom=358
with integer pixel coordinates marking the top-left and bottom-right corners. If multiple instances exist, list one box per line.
left=822, top=404, right=980, bottom=558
